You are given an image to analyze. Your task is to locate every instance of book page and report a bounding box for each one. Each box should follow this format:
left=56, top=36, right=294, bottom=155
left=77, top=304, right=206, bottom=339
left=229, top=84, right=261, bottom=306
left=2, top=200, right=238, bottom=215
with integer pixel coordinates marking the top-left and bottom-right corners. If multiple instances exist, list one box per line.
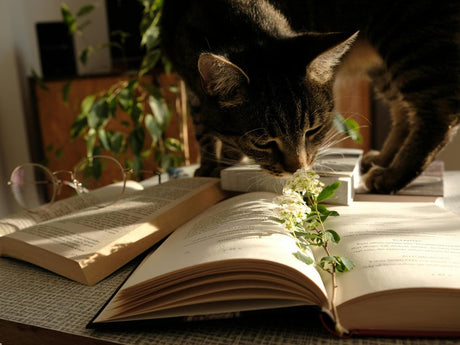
left=318, top=201, right=460, bottom=305
left=121, top=192, right=327, bottom=302
left=0, top=180, right=143, bottom=236
left=2, top=178, right=219, bottom=260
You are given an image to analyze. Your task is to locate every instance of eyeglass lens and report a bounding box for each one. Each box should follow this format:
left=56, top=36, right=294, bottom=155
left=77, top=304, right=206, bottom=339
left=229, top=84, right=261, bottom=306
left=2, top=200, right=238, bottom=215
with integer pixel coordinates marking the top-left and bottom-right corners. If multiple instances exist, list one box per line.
left=9, top=163, right=55, bottom=210
left=10, top=156, right=127, bottom=211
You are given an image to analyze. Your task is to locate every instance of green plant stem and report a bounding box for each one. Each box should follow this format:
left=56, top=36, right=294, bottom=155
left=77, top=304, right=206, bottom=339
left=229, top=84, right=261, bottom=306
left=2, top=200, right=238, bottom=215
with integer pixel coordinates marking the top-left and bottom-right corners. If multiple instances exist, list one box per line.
left=312, top=202, right=346, bottom=336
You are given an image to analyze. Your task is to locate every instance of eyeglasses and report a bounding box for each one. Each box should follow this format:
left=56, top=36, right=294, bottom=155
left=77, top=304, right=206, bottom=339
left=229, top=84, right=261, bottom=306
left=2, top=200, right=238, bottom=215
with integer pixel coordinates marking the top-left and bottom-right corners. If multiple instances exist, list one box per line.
left=8, top=155, right=160, bottom=211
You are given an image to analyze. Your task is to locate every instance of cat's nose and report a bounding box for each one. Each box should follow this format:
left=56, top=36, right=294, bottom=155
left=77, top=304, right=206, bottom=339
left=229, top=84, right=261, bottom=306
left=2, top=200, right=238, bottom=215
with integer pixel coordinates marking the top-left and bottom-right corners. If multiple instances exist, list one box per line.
left=283, top=152, right=309, bottom=173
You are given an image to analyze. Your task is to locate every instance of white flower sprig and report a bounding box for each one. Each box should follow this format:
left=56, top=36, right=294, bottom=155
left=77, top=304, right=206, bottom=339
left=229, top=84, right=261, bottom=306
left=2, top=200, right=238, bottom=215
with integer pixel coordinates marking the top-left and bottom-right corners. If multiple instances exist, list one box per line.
left=273, top=168, right=354, bottom=336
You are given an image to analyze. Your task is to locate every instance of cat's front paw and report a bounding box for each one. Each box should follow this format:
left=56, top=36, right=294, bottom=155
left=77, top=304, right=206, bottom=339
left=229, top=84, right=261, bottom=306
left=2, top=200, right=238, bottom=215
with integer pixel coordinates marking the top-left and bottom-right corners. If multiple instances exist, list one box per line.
left=360, top=150, right=380, bottom=174
left=362, top=166, right=402, bottom=194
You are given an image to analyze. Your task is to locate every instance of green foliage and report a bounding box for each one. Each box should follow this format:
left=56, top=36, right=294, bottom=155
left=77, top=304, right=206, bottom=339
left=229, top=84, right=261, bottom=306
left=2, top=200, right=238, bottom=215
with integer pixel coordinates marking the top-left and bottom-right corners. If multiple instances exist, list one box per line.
left=298, top=186, right=354, bottom=273
left=274, top=171, right=354, bottom=275
left=317, top=181, right=341, bottom=203
left=274, top=172, right=355, bottom=335
left=61, top=0, right=184, bottom=175
left=69, top=78, right=183, bottom=174
left=333, top=112, right=363, bottom=144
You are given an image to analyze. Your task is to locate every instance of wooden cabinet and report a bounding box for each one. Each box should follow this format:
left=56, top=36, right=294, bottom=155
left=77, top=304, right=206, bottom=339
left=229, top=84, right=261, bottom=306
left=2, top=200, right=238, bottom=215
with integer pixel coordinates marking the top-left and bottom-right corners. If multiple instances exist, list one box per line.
left=32, top=74, right=199, bottom=171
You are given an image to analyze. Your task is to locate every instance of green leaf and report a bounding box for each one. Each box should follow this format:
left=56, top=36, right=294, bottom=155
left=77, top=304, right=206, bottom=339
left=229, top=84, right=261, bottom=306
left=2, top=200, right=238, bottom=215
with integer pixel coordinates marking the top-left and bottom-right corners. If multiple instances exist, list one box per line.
left=294, top=251, right=314, bottom=265
left=148, top=93, right=170, bottom=130
left=317, top=181, right=341, bottom=203
left=316, top=204, right=340, bottom=222
left=76, top=4, right=95, bottom=17
left=88, top=98, right=109, bottom=129
left=141, top=23, right=160, bottom=50
left=55, top=147, right=63, bottom=159
left=61, top=80, right=71, bottom=104
left=129, top=127, right=145, bottom=155
left=86, top=128, right=97, bottom=157
left=61, top=3, right=76, bottom=34
left=118, top=88, right=133, bottom=112
left=83, top=154, right=103, bottom=180
left=139, top=49, right=161, bottom=76
left=296, top=241, right=309, bottom=251
left=98, top=128, right=110, bottom=151
left=79, top=46, right=93, bottom=65
left=333, top=112, right=362, bottom=144
left=131, top=101, right=143, bottom=124
left=145, top=114, right=162, bottom=143
left=344, top=118, right=363, bottom=144
left=70, top=112, right=88, bottom=139
left=164, top=137, right=183, bottom=152
left=133, top=154, right=143, bottom=174
left=81, top=95, right=95, bottom=113
left=160, top=153, right=174, bottom=171
left=77, top=19, right=92, bottom=32
left=294, top=232, right=323, bottom=245
left=107, top=96, right=117, bottom=117
left=319, top=256, right=336, bottom=273
left=325, top=229, right=341, bottom=244
left=110, top=132, right=125, bottom=154
left=335, top=256, right=355, bottom=272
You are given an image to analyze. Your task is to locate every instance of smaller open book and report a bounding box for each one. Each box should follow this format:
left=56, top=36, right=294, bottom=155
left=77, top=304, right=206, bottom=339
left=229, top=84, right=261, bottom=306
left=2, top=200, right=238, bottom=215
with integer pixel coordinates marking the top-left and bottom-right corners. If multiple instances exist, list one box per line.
left=0, top=177, right=227, bottom=285
left=89, top=191, right=460, bottom=336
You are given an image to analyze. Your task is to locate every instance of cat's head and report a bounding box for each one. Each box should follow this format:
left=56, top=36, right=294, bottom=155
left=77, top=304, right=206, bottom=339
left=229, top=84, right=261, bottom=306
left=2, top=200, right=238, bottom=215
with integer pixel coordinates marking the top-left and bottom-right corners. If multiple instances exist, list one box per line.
left=197, top=32, right=357, bottom=175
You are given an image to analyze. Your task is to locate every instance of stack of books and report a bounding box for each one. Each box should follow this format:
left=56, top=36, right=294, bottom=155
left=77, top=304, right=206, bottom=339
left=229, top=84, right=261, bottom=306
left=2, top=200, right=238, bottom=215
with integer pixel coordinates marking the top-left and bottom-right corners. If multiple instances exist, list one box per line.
left=220, top=148, right=363, bottom=205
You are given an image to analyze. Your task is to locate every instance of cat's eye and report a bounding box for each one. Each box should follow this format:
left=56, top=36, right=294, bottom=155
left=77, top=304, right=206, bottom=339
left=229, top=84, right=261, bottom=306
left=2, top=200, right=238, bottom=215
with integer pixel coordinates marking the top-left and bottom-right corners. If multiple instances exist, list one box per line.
left=305, top=125, right=322, bottom=139
left=253, top=140, right=277, bottom=151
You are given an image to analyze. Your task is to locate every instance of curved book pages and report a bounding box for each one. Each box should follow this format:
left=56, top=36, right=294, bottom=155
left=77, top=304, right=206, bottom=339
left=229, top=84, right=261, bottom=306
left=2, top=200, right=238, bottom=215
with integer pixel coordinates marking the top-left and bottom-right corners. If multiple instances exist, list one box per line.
left=91, top=192, right=460, bottom=336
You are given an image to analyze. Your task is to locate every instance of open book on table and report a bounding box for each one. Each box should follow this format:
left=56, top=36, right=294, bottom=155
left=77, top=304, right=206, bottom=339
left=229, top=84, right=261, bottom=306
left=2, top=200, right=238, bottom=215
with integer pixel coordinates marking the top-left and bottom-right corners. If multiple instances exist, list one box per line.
left=0, top=177, right=227, bottom=285
left=90, top=191, right=460, bottom=336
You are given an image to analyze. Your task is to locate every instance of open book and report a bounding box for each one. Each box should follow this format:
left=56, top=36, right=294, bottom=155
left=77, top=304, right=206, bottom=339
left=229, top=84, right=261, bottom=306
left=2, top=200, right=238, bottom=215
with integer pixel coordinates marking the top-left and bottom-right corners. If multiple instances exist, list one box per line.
left=0, top=177, right=227, bottom=285
left=90, top=191, right=460, bottom=336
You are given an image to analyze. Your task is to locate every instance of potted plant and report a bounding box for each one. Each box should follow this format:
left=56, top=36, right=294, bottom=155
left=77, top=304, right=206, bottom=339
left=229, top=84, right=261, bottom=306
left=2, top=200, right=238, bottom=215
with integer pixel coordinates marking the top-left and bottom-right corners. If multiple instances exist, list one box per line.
left=59, top=0, right=188, bottom=178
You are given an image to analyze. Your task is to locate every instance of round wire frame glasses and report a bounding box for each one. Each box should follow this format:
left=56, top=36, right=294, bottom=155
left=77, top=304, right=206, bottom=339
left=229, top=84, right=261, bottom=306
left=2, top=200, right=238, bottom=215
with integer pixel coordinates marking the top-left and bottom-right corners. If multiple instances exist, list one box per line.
left=7, top=155, right=154, bottom=211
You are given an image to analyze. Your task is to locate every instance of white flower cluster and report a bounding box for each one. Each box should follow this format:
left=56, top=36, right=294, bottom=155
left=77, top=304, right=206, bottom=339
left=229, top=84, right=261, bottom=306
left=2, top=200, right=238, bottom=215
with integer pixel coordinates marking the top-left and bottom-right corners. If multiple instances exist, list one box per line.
left=273, top=169, right=325, bottom=231
left=273, top=192, right=310, bottom=231
left=282, top=168, right=324, bottom=199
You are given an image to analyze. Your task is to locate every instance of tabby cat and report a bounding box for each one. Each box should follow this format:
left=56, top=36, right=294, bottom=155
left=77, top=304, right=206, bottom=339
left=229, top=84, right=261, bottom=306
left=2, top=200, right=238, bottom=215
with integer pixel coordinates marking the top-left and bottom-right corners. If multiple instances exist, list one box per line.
left=160, top=0, right=460, bottom=193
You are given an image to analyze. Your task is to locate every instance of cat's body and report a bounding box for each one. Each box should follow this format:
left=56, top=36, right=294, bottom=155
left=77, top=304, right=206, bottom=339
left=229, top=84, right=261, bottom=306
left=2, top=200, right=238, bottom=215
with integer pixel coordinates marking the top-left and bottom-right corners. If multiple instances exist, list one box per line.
left=161, top=0, right=460, bottom=193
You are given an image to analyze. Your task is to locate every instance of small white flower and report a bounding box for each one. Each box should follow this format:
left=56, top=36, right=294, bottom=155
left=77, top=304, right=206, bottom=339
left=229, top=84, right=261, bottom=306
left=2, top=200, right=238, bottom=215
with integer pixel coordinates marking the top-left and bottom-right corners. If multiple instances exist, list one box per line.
left=273, top=193, right=311, bottom=231
left=283, top=169, right=324, bottom=198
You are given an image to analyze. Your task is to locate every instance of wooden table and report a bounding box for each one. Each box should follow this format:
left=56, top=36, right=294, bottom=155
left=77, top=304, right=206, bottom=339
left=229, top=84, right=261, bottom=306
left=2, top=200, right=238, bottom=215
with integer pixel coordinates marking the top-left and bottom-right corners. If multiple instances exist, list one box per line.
left=1, top=172, right=459, bottom=345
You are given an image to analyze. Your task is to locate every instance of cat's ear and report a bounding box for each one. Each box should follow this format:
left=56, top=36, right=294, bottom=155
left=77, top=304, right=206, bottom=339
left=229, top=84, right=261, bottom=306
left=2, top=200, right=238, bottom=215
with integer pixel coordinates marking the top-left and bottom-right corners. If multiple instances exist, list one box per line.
left=198, top=53, right=250, bottom=107
left=305, top=31, right=358, bottom=84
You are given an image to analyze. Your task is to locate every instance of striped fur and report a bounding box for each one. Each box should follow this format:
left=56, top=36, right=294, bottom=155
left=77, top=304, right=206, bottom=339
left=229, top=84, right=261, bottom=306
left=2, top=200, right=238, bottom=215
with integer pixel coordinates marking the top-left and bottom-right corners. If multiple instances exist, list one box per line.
left=161, top=0, right=460, bottom=193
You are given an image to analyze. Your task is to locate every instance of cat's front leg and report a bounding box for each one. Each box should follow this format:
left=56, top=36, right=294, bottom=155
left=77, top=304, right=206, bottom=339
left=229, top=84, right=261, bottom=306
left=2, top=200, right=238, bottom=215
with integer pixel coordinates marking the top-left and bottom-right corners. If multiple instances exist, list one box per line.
left=361, top=68, right=412, bottom=174
left=194, top=134, right=221, bottom=177
left=363, top=117, right=458, bottom=193
left=361, top=104, right=410, bottom=174
left=194, top=135, right=244, bottom=177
